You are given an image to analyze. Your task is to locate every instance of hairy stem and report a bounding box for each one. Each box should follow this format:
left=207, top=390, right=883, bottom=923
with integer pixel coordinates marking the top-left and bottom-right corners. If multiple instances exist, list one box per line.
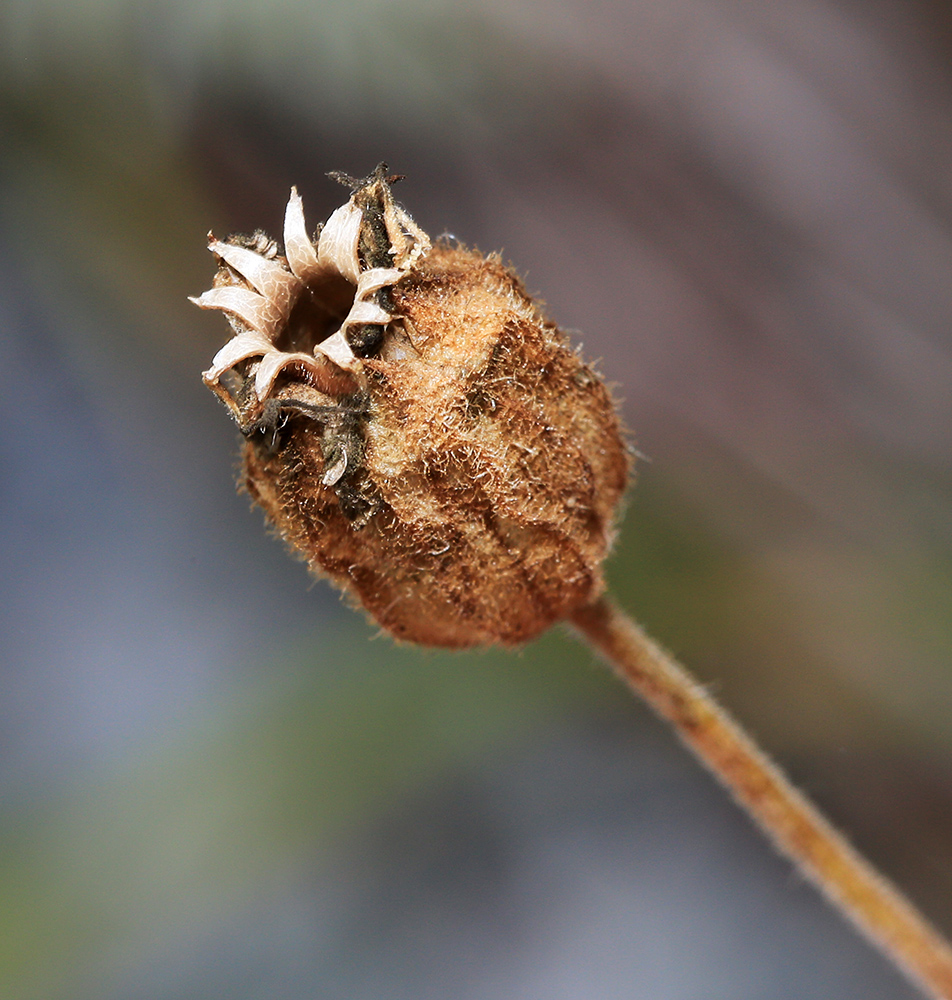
left=570, top=594, right=952, bottom=1000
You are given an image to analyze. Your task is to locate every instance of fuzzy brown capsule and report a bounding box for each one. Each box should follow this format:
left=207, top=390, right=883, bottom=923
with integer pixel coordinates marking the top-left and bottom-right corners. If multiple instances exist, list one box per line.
left=193, top=165, right=629, bottom=647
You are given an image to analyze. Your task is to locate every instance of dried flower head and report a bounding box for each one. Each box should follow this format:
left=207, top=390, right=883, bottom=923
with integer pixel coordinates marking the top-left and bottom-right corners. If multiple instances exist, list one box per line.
left=193, top=165, right=629, bottom=647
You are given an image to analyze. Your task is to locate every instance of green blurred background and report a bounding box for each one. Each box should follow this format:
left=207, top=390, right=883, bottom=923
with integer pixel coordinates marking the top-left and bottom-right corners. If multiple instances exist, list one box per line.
left=0, top=0, right=950, bottom=996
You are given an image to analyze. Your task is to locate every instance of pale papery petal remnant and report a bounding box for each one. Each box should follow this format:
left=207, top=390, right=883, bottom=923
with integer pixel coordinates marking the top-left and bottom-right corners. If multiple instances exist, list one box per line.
left=283, top=187, right=322, bottom=282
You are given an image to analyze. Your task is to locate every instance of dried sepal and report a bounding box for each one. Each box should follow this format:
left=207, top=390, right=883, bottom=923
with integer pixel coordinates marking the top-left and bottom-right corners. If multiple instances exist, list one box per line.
left=193, top=165, right=629, bottom=647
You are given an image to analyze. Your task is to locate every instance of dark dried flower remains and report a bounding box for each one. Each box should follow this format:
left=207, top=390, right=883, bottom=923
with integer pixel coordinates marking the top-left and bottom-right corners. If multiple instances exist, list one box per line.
left=193, top=165, right=629, bottom=647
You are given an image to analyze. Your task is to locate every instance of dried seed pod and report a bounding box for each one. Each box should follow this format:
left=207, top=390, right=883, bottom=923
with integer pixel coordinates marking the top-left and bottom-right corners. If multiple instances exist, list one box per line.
left=193, top=165, right=630, bottom=647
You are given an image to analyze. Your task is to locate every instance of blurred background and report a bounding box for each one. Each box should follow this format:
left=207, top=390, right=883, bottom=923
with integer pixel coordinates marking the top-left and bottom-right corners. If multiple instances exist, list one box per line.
left=1, top=0, right=951, bottom=996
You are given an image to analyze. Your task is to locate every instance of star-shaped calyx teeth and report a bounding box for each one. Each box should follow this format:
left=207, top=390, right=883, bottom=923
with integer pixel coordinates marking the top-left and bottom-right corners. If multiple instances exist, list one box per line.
left=194, top=178, right=431, bottom=417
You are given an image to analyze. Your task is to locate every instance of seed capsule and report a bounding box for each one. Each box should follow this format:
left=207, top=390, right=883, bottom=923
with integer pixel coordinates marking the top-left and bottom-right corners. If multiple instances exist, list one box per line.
left=193, top=165, right=630, bottom=647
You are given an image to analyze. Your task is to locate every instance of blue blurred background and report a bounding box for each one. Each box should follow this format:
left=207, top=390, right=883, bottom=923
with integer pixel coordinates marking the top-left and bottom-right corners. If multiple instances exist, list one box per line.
left=1, top=0, right=951, bottom=996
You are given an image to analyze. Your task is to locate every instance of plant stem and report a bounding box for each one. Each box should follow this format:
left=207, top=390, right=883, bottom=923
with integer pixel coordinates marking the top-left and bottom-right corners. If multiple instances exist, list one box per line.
left=570, top=594, right=952, bottom=1000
